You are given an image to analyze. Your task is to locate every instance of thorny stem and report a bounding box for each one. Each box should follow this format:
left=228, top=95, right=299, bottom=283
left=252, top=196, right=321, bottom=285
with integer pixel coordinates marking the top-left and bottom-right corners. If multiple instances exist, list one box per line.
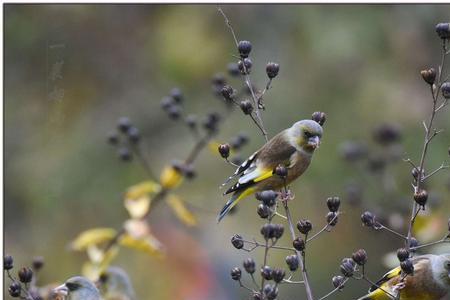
left=406, top=39, right=448, bottom=251
left=283, top=201, right=315, bottom=300
left=218, top=7, right=269, bottom=142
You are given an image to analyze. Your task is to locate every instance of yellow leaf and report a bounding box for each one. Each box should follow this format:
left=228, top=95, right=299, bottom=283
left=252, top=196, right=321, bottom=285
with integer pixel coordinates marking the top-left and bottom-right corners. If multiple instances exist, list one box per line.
left=70, top=228, right=117, bottom=251
left=125, top=180, right=161, bottom=200
left=123, top=219, right=150, bottom=239
left=83, top=245, right=119, bottom=280
left=119, top=233, right=164, bottom=258
left=124, top=195, right=151, bottom=219
left=166, top=194, right=197, bottom=227
left=159, top=166, right=183, bottom=189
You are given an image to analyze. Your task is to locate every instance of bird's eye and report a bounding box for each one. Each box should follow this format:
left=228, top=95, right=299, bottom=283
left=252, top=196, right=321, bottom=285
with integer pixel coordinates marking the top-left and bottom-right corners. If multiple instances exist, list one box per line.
left=445, top=261, right=450, bottom=269
left=304, top=131, right=312, bottom=138
left=66, top=282, right=80, bottom=291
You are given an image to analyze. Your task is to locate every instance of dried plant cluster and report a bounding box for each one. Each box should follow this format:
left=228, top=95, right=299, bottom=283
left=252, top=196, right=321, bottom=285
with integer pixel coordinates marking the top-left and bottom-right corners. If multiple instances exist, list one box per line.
left=218, top=10, right=450, bottom=300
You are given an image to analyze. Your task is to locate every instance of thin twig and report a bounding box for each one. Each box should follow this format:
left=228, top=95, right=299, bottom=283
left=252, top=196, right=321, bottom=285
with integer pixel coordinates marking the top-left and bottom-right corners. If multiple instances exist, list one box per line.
left=306, top=213, right=340, bottom=243
left=283, top=201, right=315, bottom=300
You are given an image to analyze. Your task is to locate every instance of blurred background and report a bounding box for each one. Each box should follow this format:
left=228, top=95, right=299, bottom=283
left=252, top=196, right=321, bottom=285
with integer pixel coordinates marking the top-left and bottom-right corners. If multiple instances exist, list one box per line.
left=5, top=4, right=450, bottom=300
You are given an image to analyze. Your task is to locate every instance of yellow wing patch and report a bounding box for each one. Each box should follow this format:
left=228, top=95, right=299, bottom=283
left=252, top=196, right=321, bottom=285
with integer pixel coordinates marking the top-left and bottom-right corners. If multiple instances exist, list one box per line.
left=254, top=170, right=274, bottom=182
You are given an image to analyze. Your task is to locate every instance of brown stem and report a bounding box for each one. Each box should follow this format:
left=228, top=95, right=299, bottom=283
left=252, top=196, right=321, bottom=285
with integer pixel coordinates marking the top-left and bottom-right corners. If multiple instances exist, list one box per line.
left=283, top=202, right=315, bottom=300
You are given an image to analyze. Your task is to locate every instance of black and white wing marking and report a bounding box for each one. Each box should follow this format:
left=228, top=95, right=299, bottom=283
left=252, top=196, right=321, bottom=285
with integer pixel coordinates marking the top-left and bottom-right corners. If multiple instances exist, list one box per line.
left=221, top=151, right=258, bottom=189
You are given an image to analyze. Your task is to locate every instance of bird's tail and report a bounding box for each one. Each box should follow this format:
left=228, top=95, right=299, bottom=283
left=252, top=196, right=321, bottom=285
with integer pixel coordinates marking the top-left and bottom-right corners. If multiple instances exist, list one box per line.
left=217, top=187, right=255, bottom=222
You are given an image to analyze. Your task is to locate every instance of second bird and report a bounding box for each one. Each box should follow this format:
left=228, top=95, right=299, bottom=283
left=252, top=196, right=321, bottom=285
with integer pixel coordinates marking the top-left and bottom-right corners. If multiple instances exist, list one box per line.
left=218, top=119, right=323, bottom=222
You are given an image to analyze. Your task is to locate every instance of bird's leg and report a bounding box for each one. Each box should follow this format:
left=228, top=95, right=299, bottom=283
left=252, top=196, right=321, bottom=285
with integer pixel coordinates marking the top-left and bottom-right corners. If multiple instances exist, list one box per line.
left=278, top=187, right=294, bottom=203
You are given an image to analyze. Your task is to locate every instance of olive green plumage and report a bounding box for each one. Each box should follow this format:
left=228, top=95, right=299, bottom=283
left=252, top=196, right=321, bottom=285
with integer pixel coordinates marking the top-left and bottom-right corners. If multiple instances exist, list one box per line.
left=218, top=119, right=323, bottom=222
left=358, top=254, right=450, bottom=300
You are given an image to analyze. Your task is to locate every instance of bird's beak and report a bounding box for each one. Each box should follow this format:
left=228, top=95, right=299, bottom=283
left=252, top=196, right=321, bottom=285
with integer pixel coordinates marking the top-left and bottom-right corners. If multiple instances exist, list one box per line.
left=307, top=136, right=320, bottom=149
left=53, top=284, right=69, bottom=297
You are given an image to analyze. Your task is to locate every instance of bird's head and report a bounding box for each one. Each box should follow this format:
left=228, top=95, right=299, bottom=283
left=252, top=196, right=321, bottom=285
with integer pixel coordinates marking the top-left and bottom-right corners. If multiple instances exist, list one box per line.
left=53, top=276, right=101, bottom=300
left=290, top=120, right=323, bottom=153
left=432, top=254, right=450, bottom=287
left=97, top=266, right=136, bottom=300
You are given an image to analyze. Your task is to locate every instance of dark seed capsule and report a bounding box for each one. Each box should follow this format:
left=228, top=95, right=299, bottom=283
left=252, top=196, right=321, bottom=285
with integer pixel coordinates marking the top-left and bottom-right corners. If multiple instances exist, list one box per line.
left=127, top=126, right=140, bottom=144
left=238, top=40, right=252, bottom=58
left=400, top=259, right=414, bottom=275
left=264, top=284, right=278, bottom=300
left=266, top=62, right=280, bottom=79
left=230, top=267, right=242, bottom=280
left=311, top=111, right=326, bottom=126
left=221, top=85, right=235, bottom=101
left=227, top=62, right=240, bottom=77
left=297, top=219, right=313, bottom=235
left=167, top=105, right=182, bottom=120
left=256, top=190, right=278, bottom=207
left=252, top=293, right=263, bottom=300
left=183, top=164, right=196, bottom=179
left=107, top=132, right=119, bottom=145
left=352, top=249, right=367, bottom=266
left=243, top=258, right=256, bottom=274
left=117, top=117, right=131, bottom=133
left=240, top=100, right=254, bottom=115
left=8, top=282, right=21, bottom=298
left=373, top=123, right=401, bottom=145
left=271, top=268, right=285, bottom=283
left=326, top=197, right=341, bottom=212
left=218, top=144, right=230, bottom=159
left=238, top=58, right=252, bottom=74
left=160, top=97, right=174, bottom=111
left=260, top=224, right=275, bottom=240
left=332, top=275, right=345, bottom=289
left=274, top=165, right=288, bottom=178
left=409, top=237, right=419, bottom=252
left=170, top=88, right=183, bottom=104
left=441, top=82, right=450, bottom=99
left=32, top=257, right=44, bottom=271
left=231, top=234, right=244, bottom=249
left=273, top=224, right=284, bottom=239
left=257, top=204, right=270, bottom=219
left=420, top=68, right=436, bottom=85
left=4, top=255, right=13, bottom=270
left=361, top=211, right=375, bottom=227
left=212, top=73, right=226, bottom=87
left=436, top=23, right=450, bottom=39
left=261, top=265, right=273, bottom=280
left=397, top=248, right=410, bottom=262
left=185, top=114, right=197, bottom=129
left=293, top=237, right=306, bottom=251
left=118, top=147, right=132, bottom=162
left=340, top=258, right=356, bottom=277
left=414, top=189, right=428, bottom=207
left=285, top=255, right=299, bottom=271
left=18, top=267, right=33, bottom=283
left=326, top=212, right=339, bottom=226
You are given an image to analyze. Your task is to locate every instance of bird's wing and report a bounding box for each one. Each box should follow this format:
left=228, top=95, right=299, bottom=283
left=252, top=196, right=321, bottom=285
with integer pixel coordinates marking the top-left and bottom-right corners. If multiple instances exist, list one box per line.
left=368, top=256, right=431, bottom=293
left=369, top=266, right=402, bottom=293
left=224, top=131, right=296, bottom=195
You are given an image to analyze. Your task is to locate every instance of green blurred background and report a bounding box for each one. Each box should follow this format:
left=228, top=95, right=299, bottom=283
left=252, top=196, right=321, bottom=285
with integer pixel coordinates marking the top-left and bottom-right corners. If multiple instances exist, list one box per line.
left=5, top=4, right=450, bottom=300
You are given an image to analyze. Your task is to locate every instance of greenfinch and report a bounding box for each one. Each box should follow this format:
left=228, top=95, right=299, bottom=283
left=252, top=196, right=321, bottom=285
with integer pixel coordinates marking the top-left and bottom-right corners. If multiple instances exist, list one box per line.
left=358, top=254, right=450, bottom=300
left=218, top=119, right=323, bottom=222
left=53, top=276, right=100, bottom=300
left=98, top=266, right=136, bottom=300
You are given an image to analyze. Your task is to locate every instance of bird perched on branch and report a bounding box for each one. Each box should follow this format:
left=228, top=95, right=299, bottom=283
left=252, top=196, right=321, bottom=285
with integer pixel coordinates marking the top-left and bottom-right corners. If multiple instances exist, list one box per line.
left=358, top=254, right=450, bottom=300
left=52, top=276, right=101, bottom=300
left=218, top=119, right=323, bottom=222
